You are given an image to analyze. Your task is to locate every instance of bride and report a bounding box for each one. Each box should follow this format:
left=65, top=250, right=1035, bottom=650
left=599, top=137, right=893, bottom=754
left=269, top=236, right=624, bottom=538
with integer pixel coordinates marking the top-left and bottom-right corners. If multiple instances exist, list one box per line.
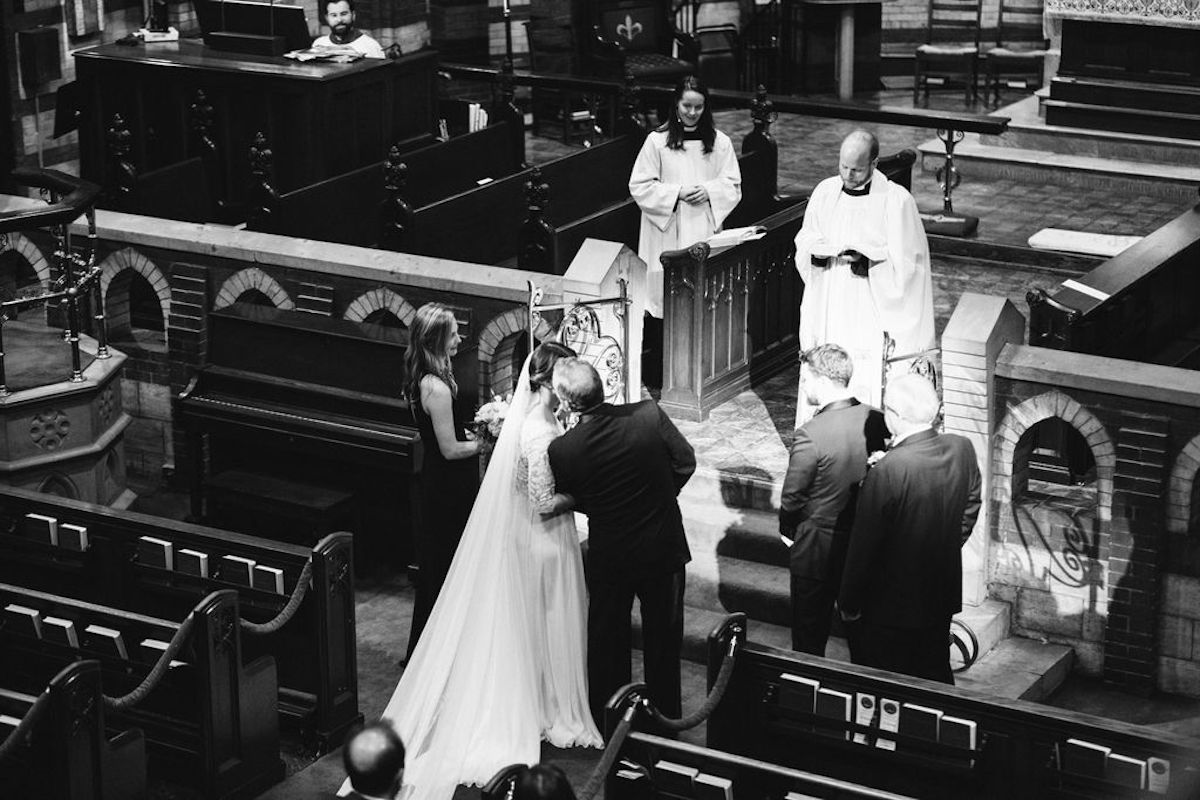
left=349, top=342, right=601, bottom=799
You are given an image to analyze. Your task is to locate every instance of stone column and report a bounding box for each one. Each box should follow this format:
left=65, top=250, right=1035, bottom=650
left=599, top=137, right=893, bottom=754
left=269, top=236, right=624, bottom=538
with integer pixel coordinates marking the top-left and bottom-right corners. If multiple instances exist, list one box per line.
left=940, top=292, right=1026, bottom=607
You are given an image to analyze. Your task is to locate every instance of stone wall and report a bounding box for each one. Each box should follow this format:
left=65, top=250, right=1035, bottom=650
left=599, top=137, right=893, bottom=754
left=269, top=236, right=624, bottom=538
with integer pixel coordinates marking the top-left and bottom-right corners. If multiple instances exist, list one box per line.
left=988, top=344, right=1200, bottom=694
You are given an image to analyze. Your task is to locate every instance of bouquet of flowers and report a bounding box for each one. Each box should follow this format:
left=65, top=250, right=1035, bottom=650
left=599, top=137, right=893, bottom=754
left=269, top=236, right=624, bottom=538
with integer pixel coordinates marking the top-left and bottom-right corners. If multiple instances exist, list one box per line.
left=473, top=394, right=511, bottom=445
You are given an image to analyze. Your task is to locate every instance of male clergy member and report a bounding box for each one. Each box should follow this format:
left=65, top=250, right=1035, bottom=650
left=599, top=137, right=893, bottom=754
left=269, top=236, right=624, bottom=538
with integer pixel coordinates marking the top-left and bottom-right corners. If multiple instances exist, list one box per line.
left=780, top=344, right=886, bottom=656
left=837, top=373, right=981, bottom=684
left=313, top=0, right=386, bottom=59
left=793, top=129, right=934, bottom=424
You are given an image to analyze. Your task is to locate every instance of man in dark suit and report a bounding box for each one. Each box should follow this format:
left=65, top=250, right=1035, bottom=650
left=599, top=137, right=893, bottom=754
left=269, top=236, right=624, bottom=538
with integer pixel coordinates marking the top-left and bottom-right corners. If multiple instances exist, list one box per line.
left=838, top=373, right=981, bottom=684
left=781, top=344, right=887, bottom=655
left=341, top=722, right=404, bottom=799
left=548, top=357, right=695, bottom=723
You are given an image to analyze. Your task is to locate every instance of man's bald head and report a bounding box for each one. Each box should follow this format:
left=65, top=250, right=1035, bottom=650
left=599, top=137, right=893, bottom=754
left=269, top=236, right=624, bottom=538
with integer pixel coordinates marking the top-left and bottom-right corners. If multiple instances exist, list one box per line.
left=838, top=130, right=879, bottom=190
left=344, top=722, right=404, bottom=797
left=885, top=373, right=940, bottom=427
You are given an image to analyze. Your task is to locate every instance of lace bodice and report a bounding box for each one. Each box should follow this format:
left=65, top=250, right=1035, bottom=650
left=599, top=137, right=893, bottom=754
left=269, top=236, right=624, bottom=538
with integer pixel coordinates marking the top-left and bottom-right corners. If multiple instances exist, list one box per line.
left=517, top=413, right=562, bottom=514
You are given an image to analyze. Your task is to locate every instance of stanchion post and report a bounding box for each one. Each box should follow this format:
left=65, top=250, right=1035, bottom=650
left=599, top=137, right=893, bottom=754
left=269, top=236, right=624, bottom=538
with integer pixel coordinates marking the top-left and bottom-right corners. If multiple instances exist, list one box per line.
left=921, top=127, right=979, bottom=237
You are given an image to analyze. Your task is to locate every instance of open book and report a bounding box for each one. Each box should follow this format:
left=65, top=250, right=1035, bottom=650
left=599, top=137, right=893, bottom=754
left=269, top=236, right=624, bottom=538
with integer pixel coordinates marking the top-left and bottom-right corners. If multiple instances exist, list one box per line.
left=284, top=44, right=364, bottom=63
left=706, top=225, right=766, bottom=248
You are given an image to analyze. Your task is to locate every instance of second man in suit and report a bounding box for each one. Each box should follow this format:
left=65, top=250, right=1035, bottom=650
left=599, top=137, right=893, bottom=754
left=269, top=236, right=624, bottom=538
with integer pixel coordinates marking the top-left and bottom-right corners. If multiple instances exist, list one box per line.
left=549, top=358, right=696, bottom=723
left=838, top=373, right=982, bottom=684
left=781, top=344, right=887, bottom=655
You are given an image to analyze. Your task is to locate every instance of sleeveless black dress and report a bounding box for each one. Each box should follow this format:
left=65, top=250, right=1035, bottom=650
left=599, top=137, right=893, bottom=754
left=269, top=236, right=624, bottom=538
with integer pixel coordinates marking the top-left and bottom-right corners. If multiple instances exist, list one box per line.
left=407, top=375, right=479, bottom=658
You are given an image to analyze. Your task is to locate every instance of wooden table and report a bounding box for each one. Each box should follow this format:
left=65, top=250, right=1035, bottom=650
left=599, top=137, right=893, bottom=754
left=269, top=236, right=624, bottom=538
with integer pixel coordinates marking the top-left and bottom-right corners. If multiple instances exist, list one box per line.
left=73, top=41, right=437, bottom=215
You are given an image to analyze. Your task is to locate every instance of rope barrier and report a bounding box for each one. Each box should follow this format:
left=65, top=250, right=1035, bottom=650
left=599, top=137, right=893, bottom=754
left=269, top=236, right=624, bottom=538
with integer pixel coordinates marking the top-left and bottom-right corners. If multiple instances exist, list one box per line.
left=577, top=625, right=743, bottom=800
left=645, top=629, right=740, bottom=732
left=0, top=690, right=49, bottom=762
left=103, top=613, right=195, bottom=711
left=578, top=700, right=638, bottom=800
left=240, top=560, right=313, bottom=636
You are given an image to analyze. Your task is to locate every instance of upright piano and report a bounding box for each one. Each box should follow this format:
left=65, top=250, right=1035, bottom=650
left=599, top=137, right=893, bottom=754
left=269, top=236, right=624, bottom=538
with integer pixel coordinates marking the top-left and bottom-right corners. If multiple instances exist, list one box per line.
left=175, top=304, right=474, bottom=569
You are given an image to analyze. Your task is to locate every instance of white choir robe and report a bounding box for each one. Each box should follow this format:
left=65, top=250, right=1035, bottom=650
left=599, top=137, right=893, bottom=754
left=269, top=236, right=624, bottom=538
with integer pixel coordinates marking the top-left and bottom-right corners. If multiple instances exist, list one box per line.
left=629, top=129, right=742, bottom=317
left=793, top=169, right=934, bottom=420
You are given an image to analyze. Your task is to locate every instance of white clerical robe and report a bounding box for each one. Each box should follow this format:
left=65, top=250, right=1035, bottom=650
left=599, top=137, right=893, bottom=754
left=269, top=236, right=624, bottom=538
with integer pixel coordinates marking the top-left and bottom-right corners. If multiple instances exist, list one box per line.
left=629, top=129, right=742, bottom=316
left=793, top=169, right=934, bottom=412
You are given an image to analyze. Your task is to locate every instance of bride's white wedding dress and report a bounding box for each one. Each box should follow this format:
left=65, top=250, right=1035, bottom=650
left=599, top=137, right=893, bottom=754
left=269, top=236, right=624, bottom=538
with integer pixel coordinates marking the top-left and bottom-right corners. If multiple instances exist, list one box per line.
left=344, top=357, right=599, bottom=800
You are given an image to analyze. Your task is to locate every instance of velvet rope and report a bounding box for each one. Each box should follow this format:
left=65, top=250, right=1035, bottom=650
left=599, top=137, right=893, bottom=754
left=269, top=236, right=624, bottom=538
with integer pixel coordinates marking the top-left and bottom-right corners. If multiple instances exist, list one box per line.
left=240, top=560, right=313, bottom=636
left=103, top=613, right=195, bottom=711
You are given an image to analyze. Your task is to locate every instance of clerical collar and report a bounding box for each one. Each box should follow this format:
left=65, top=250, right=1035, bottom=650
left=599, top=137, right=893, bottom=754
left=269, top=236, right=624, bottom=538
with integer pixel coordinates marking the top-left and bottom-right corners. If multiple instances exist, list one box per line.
left=842, top=181, right=871, bottom=197
left=682, top=129, right=704, bottom=141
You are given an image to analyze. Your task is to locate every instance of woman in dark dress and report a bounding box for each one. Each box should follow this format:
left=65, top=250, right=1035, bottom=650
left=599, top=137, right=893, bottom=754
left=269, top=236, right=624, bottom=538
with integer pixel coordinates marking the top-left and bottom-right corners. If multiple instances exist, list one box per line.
left=405, top=302, right=481, bottom=658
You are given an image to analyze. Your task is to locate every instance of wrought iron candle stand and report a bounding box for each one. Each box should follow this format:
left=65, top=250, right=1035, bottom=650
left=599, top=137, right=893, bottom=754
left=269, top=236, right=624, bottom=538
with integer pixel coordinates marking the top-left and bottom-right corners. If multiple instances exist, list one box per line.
left=0, top=168, right=107, bottom=397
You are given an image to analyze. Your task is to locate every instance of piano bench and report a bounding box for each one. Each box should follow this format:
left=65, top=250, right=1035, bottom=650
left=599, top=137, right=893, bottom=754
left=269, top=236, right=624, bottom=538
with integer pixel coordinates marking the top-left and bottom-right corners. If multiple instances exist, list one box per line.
left=204, top=469, right=358, bottom=545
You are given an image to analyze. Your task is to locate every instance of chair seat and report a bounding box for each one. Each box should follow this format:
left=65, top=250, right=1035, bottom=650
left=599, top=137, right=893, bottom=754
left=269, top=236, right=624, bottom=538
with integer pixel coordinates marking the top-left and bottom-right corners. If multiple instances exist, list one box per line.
left=917, top=44, right=979, bottom=56
left=626, top=53, right=695, bottom=80
left=986, top=46, right=1050, bottom=59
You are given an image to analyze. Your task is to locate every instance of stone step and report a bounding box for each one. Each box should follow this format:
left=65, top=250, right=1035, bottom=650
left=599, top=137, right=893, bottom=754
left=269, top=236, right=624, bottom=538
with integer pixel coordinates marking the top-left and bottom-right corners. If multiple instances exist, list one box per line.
left=680, top=464, right=782, bottom=516
left=978, top=97, right=1200, bottom=167
left=634, top=604, right=1073, bottom=702
left=918, top=133, right=1200, bottom=203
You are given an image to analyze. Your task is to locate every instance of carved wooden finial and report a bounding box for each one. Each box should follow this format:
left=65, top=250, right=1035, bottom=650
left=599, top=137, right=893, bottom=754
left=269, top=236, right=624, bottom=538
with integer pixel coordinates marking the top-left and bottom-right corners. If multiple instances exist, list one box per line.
left=249, top=132, right=272, bottom=177
left=384, top=147, right=408, bottom=193
left=524, top=166, right=549, bottom=214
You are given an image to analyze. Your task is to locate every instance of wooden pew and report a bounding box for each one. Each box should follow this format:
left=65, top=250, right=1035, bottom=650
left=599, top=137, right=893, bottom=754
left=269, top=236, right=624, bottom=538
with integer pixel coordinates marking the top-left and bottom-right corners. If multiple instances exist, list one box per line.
left=249, top=122, right=523, bottom=245
left=702, top=617, right=1200, bottom=799
left=0, top=660, right=147, bottom=800
left=1027, top=204, right=1200, bottom=367
left=0, top=483, right=360, bottom=751
left=0, top=583, right=282, bottom=800
left=404, top=133, right=646, bottom=266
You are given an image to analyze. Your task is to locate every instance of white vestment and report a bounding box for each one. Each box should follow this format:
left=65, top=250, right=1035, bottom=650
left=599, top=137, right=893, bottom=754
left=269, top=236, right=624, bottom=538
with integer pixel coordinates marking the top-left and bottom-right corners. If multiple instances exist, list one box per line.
left=629, top=129, right=742, bottom=316
left=312, top=31, right=386, bottom=58
left=794, top=169, right=934, bottom=414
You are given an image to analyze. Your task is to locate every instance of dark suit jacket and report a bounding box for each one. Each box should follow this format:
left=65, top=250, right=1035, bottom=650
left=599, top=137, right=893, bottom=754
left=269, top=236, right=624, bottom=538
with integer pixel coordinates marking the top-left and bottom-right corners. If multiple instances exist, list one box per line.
left=838, top=428, right=982, bottom=629
left=548, top=400, right=695, bottom=580
left=780, top=398, right=887, bottom=580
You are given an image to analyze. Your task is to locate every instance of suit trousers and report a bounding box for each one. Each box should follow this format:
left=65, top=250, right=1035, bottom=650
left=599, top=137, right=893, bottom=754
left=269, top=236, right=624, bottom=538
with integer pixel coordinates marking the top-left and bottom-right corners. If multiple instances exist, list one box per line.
left=848, top=617, right=954, bottom=685
left=790, top=574, right=836, bottom=656
left=587, top=566, right=686, bottom=724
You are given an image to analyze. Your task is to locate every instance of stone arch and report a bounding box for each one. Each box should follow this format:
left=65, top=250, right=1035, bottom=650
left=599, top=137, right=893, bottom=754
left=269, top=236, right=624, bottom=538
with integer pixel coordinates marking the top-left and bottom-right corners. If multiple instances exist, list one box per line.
left=213, top=267, right=295, bottom=311
left=0, top=233, right=50, bottom=286
left=1167, top=434, right=1200, bottom=535
left=994, top=388, right=1116, bottom=521
left=99, top=248, right=171, bottom=340
left=343, top=288, right=417, bottom=327
left=477, top=309, right=554, bottom=400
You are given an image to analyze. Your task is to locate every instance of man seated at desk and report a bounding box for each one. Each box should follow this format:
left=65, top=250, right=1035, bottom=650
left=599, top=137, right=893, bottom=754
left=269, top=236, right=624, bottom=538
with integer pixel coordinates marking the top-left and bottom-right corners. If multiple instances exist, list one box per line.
left=312, top=0, right=385, bottom=59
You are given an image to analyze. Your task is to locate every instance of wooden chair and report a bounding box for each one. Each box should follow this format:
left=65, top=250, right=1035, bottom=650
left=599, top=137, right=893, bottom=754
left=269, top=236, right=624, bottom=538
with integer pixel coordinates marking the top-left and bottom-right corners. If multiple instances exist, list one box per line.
left=589, top=0, right=697, bottom=83
left=984, top=0, right=1050, bottom=107
left=524, top=19, right=594, bottom=145
left=913, top=0, right=983, bottom=106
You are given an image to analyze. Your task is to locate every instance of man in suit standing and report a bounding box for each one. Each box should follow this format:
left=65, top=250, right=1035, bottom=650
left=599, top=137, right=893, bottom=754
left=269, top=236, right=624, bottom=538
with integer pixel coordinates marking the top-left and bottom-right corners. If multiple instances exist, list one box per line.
left=549, top=357, right=696, bottom=723
left=781, top=344, right=887, bottom=655
left=341, top=722, right=404, bottom=799
left=838, top=373, right=981, bottom=684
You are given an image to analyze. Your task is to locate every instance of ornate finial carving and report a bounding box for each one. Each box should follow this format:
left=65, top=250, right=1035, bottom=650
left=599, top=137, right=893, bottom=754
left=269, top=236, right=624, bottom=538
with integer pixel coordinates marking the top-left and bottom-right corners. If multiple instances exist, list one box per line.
left=190, top=90, right=216, bottom=157
left=524, top=166, right=549, bottom=215
left=750, top=84, right=777, bottom=131
left=384, top=146, right=407, bottom=193
left=379, top=146, right=413, bottom=250
left=249, top=131, right=273, bottom=178
left=105, top=114, right=137, bottom=201
left=247, top=131, right=279, bottom=227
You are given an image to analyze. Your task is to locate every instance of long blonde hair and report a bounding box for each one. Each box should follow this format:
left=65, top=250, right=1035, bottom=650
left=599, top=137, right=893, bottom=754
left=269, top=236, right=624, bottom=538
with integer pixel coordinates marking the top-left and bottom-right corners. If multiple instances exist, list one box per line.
left=405, top=302, right=458, bottom=405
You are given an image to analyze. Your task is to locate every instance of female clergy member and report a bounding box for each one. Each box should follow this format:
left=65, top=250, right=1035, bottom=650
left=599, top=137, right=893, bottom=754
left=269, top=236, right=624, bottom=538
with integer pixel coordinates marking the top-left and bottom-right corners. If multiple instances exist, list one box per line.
left=629, top=75, right=741, bottom=318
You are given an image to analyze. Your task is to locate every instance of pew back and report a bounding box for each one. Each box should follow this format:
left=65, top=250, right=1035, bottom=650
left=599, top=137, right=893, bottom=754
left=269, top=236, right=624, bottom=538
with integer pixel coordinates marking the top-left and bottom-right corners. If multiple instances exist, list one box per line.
left=252, top=123, right=519, bottom=244
left=0, top=660, right=147, bottom=800
left=0, top=482, right=359, bottom=749
left=0, top=583, right=282, bottom=800
left=706, top=631, right=1200, bottom=799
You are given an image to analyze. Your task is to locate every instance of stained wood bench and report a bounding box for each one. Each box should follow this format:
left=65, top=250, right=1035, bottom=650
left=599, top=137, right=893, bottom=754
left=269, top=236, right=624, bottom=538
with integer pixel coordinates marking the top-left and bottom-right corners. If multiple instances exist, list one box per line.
left=248, top=122, right=523, bottom=245
left=0, top=660, right=147, bottom=800
left=0, top=484, right=360, bottom=751
left=702, top=616, right=1200, bottom=799
left=0, top=583, right=282, bottom=800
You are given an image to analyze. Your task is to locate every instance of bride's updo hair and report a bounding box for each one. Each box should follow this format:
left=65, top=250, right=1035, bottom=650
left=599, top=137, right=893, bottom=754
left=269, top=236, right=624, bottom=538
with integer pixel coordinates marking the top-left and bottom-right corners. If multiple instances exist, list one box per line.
left=528, top=341, right=576, bottom=393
